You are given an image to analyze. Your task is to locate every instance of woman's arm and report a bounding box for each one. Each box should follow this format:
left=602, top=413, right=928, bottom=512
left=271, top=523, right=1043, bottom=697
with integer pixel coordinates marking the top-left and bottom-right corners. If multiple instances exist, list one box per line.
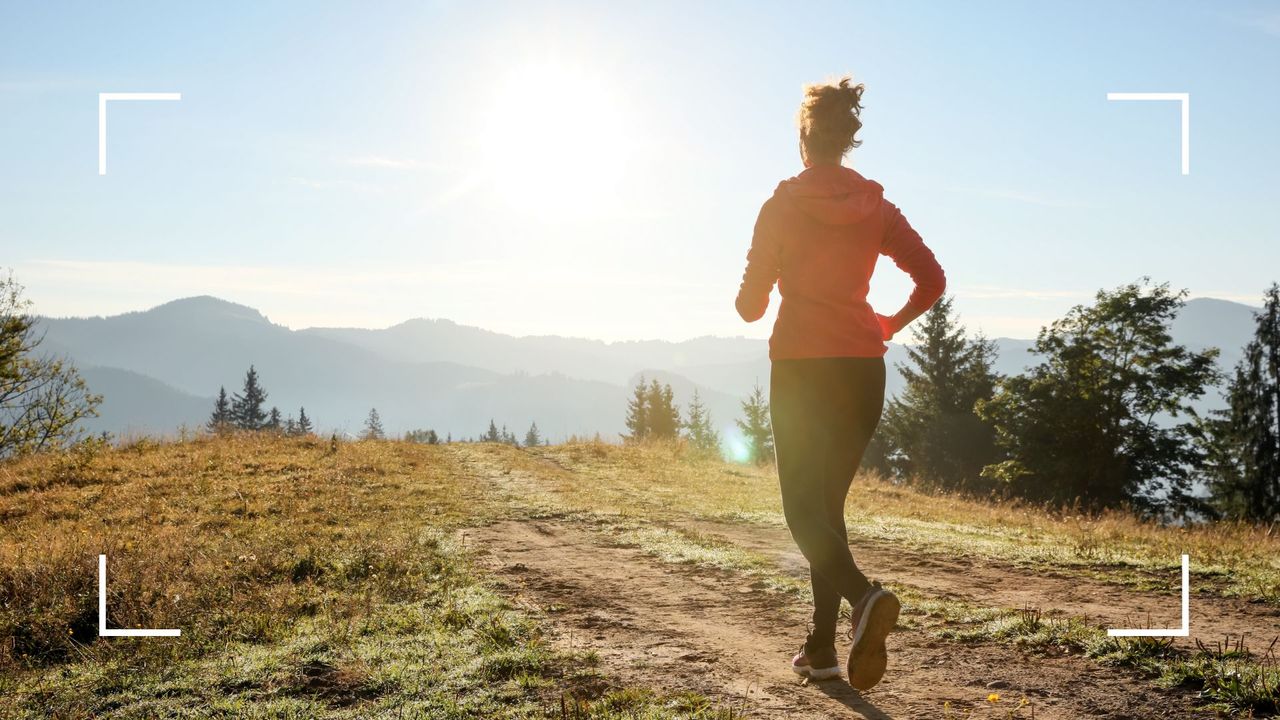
left=735, top=202, right=781, bottom=322
left=877, top=200, right=945, bottom=338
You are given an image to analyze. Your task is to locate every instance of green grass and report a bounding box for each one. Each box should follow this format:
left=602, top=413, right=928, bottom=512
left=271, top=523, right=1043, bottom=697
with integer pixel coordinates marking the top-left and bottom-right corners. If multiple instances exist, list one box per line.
left=495, top=441, right=1280, bottom=605
left=936, top=606, right=1280, bottom=715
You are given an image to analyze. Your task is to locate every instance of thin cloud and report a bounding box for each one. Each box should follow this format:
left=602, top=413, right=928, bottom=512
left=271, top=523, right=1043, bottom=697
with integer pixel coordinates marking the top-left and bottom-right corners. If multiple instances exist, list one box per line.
left=289, top=176, right=385, bottom=194
left=1188, top=291, right=1263, bottom=307
left=950, top=186, right=1094, bottom=209
left=343, top=154, right=423, bottom=170
left=14, top=259, right=712, bottom=333
left=415, top=169, right=485, bottom=215
left=964, top=315, right=1051, bottom=339
left=954, top=285, right=1094, bottom=302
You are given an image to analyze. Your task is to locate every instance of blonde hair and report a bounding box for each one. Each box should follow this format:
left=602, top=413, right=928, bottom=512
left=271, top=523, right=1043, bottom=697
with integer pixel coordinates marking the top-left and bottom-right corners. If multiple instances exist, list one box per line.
left=798, top=75, right=865, bottom=163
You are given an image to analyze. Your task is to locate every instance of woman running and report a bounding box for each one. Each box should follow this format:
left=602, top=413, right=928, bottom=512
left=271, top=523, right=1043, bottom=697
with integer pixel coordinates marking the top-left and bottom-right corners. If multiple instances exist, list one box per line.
left=735, top=76, right=945, bottom=690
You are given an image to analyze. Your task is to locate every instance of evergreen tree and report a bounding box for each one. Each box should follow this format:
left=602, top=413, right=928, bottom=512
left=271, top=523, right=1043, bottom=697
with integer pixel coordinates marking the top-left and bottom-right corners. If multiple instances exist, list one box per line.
left=859, top=432, right=894, bottom=477
left=646, top=379, right=681, bottom=440
left=284, top=415, right=297, bottom=436
left=1206, top=284, right=1280, bottom=521
left=483, top=419, right=502, bottom=443
left=682, top=389, right=721, bottom=455
left=524, top=421, right=542, bottom=448
left=266, top=406, right=282, bottom=433
left=624, top=375, right=649, bottom=441
left=230, top=365, right=269, bottom=431
left=977, top=280, right=1219, bottom=516
left=405, top=428, right=439, bottom=444
left=501, top=424, right=517, bottom=445
left=361, top=407, right=385, bottom=440
left=297, top=406, right=313, bottom=435
left=207, top=386, right=232, bottom=433
left=881, top=295, right=1000, bottom=492
left=736, top=383, right=774, bottom=465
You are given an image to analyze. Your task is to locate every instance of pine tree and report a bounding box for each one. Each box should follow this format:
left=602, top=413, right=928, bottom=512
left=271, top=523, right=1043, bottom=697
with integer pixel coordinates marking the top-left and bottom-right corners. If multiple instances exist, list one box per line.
left=736, top=383, right=774, bottom=465
left=207, top=386, right=232, bottom=433
left=361, top=408, right=385, bottom=440
left=683, top=389, right=721, bottom=456
left=284, top=416, right=297, bottom=436
left=501, top=424, right=517, bottom=445
left=297, top=406, right=313, bottom=435
left=266, top=406, right=282, bottom=433
left=881, top=295, right=1000, bottom=492
left=646, top=379, right=681, bottom=440
left=230, top=365, right=269, bottom=431
left=524, top=421, right=542, bottom=448
left=624, top=375, right=649, bottom=441
left=483, top=419, right=502, bottom=443
left=1207, top=283, right=1280, bottom=521
left=405, top=428, right=439, bottom=444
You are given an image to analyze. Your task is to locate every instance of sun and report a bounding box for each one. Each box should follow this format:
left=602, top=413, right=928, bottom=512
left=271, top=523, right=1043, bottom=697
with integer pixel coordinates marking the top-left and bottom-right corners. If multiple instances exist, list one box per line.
left=478, top=59, right=637, bottom=220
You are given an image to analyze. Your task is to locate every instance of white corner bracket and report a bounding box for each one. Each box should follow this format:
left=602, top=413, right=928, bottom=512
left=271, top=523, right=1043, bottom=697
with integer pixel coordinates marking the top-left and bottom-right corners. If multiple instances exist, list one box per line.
left=98, top=92, right=182, bottom=175
left=1105, top=92, right=1190, bottom=175
left=1106, top=553, right=1189, bottom=637
left=99, top=554, right=181, bottom=637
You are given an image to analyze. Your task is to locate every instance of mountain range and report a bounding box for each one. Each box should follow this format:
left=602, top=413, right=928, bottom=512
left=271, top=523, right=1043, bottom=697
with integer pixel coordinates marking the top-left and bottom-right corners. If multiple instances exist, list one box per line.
left=35, top=295, right=1260, bottom=442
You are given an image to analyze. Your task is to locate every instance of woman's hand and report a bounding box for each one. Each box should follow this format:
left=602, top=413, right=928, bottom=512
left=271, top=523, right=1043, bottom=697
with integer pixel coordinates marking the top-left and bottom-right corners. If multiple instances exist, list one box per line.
left=875, top=313, right=897, bottom=341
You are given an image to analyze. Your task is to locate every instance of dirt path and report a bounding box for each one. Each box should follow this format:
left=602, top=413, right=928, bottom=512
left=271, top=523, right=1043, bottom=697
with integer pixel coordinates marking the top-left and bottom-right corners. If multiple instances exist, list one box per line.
left=467, top=518, right=1211, bottom=719
left=681, top=518, right=1280, bottom=653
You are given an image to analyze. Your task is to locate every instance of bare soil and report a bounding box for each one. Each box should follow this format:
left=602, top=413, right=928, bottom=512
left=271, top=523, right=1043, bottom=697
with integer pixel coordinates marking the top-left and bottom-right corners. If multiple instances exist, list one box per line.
left=680, top=518, right=1280, bottom=655
left=467, top=517, right=1220, bottom=719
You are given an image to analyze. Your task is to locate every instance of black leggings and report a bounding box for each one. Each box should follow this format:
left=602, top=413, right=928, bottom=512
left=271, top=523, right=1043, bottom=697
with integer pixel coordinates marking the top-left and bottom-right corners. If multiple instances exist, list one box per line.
left=770, top=356, right=886, bottom=644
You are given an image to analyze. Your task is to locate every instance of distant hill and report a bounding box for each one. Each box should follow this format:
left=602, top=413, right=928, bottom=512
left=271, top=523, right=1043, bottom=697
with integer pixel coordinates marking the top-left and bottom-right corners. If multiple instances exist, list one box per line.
left=38, top=297, right=748, bottom=440
left=78, top=366, right=211, bottom=437
left=1171, top=297, right=1257, bottom=373
left=38, top=295, right=1260, bottom=440
left=301, top=320, right=770, bottom=386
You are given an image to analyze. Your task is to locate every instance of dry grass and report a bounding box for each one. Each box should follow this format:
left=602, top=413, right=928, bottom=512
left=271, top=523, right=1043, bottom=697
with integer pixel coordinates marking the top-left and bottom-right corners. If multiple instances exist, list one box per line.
left=4, top=434, right=1279, bottom=717
left=494, top=440, right=1280, bottom=603
left=0, top=434, right=490, bottom=669
left=0, top=435, right=734, bottom=718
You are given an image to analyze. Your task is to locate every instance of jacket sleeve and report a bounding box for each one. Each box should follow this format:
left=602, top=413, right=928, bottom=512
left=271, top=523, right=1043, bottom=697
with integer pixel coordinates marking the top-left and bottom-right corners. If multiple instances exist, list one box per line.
left=735, top=201, right=781, bottom=322
left=879, top=199, right=946, bottom=334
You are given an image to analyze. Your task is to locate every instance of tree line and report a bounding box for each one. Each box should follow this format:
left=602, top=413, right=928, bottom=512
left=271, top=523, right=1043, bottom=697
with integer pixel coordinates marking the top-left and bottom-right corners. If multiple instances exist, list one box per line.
left=207, top=365, right=315, bottom=437
left=861, top=281, right=1280, bottom=522
left=7, top=266, right=1277, bottom=523
left=624, top=377, right=724, bottom=456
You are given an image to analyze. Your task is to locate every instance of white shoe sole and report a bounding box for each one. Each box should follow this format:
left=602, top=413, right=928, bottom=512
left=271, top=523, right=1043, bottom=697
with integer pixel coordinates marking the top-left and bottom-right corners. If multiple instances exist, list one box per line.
left=792, top=663, right=842, bottom=680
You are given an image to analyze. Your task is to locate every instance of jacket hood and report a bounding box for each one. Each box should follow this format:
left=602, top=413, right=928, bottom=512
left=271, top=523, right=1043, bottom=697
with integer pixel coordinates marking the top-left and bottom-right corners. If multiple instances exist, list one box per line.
left=777, top=165, right=884, bottom=225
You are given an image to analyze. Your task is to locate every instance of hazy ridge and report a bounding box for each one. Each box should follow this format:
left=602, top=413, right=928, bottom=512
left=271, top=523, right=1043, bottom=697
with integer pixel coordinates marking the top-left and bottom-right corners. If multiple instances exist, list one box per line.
left=37, top=295, right=1259, bottom=440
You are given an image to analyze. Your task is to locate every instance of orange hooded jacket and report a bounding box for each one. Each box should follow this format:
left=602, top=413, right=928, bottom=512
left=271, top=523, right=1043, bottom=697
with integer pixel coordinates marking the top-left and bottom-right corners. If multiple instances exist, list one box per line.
left=736, top=164, right=946, bottom=359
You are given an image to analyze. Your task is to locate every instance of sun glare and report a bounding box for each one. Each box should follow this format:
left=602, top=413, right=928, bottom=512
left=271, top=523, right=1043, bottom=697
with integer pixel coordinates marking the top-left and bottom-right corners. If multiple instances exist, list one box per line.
left=479, top=59, right=637, bottom=220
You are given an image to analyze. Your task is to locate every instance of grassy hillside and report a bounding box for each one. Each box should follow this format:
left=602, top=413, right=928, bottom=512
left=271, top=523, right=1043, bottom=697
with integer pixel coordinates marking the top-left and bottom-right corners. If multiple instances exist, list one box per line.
left=2, top=436, right=1279, bottom=717
left=0, top=437, right=732, bottom=718
left=509, top=442, right=1280, bottom=603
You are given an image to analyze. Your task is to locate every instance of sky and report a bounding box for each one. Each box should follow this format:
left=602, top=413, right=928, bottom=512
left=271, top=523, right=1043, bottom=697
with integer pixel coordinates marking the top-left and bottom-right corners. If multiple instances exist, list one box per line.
left=2, top=0, right=1278, bottom=342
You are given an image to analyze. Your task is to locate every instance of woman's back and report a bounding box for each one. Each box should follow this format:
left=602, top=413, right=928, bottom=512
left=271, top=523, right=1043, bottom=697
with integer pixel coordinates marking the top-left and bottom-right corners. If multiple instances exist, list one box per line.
left=737, top=163, right=944, bottom=359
